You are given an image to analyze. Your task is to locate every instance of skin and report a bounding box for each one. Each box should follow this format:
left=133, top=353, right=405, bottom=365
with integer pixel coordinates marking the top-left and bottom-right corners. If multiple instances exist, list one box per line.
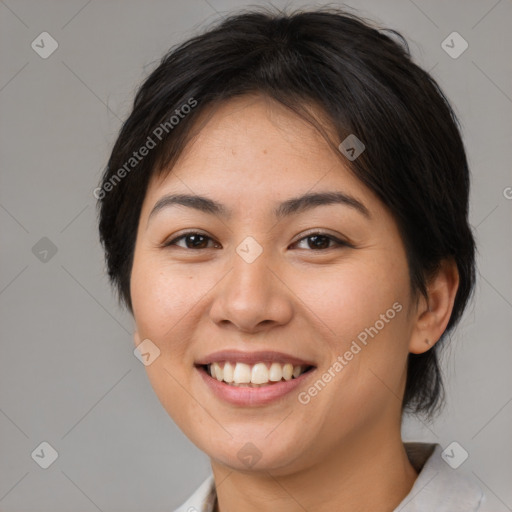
left=130, top=94, right=459, bottom=511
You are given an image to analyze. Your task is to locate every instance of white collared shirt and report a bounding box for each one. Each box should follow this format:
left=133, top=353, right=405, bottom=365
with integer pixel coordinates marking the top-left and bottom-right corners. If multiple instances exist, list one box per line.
left=173, top=443, right=491, bottom=511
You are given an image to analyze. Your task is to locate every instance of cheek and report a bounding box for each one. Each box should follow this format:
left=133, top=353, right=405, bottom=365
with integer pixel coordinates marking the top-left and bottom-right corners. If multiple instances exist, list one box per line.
left=131, top=253, right=200, bottom=337
left=292, top=257, right=410, bottom=343
left=291, top=257, right=412, bottom=407
left=130, top=253, right=203, bottom=426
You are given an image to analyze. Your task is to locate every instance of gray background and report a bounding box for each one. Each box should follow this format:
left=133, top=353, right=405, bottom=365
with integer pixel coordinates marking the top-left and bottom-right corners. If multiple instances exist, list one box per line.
left=0, top=0, right=511, bottom=510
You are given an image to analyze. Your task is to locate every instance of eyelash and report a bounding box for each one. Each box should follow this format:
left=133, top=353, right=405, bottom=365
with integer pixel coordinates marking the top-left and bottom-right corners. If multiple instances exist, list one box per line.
left=162, top=231, right=350, bottom=251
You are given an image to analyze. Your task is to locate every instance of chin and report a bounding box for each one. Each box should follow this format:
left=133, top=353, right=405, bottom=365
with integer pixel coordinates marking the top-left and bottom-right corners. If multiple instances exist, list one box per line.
left=201, top=433, right=309, bottom=474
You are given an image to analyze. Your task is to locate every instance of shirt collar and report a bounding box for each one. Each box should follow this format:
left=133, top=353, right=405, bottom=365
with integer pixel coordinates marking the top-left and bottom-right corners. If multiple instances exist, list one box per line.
left=395, top=443, right=485, bottom=511
left=174, top=442, right=485, bottom=512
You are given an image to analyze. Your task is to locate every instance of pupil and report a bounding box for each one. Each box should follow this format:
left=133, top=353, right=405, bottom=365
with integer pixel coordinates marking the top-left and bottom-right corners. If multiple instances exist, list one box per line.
left=309, top=235, right=329, bottom=249
left=187, top=234, right=207, bottom=248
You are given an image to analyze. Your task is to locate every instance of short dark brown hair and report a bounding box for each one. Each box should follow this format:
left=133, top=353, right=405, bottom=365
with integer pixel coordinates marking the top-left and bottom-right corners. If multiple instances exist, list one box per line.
left=97, top=7, right=476, bottom=418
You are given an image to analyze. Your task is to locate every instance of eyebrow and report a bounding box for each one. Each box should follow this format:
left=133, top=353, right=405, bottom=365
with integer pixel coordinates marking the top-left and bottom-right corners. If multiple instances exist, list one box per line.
left=147, top=190, right=371, bottom=226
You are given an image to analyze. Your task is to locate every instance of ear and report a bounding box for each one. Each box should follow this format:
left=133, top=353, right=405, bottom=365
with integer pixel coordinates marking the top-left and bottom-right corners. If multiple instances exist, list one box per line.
left=409, top=258, right=460, bottom=354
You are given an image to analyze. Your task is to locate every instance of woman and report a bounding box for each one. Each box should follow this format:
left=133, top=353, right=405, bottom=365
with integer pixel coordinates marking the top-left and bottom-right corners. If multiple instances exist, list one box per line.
left=97, top=7, right=489, bottom=511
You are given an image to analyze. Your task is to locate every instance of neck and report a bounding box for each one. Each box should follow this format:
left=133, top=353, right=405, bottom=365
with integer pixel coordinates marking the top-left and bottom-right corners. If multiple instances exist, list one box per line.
left=211, top=429, right=417, bottom=512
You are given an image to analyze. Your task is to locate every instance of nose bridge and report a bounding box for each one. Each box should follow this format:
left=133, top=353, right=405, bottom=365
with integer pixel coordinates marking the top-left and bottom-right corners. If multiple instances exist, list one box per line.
left=233, top=236, right=272, bottom=292
left=209, top=234, right=292, bottom=331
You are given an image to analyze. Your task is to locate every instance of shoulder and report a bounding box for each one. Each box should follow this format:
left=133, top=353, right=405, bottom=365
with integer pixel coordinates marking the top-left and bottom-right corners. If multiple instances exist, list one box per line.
left=396, top=442, right=489, bottom=512
left=172, top=475, right=216, bottom=512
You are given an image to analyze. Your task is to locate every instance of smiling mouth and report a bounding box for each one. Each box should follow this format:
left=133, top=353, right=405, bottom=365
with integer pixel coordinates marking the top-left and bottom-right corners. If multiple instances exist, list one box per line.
left=198, top=361, right=315, bottom=387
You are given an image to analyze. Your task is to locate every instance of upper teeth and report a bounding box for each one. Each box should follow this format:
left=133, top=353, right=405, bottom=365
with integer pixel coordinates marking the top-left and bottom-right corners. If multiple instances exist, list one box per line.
left=209, top=362, right=305, bottom=385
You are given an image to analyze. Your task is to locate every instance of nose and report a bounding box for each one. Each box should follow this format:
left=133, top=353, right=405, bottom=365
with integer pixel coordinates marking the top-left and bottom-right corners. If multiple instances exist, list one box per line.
left=209, top=243, right=294, bottom=334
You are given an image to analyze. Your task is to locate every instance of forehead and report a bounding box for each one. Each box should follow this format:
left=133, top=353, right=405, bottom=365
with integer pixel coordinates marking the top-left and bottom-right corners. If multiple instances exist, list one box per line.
left=145, top=94, right=371, bottom=204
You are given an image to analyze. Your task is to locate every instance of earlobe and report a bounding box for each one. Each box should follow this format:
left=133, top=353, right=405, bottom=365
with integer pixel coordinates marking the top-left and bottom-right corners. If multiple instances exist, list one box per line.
left=409, top=258, right=460, bottom=355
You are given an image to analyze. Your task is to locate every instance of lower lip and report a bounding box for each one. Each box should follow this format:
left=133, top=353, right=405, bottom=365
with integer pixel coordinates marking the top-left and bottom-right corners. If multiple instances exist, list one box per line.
left=196, top=366, right=315, bottom=406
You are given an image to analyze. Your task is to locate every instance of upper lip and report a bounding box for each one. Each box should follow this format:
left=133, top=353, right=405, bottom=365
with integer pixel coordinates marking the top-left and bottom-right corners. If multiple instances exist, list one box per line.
left=195, top=350, right=316, bottom=367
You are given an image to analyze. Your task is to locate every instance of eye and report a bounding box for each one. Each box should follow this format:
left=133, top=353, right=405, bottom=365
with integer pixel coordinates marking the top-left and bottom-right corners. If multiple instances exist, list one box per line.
left=163, top=232, right=220, bottom=250
left=292, top=232, right=349, bottom=251
left=162, top=231, right=350, bottom=251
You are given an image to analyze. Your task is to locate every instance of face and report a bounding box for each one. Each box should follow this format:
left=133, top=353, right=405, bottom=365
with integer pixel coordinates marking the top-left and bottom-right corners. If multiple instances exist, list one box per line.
left=130, top=94, right=418, bottom=475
